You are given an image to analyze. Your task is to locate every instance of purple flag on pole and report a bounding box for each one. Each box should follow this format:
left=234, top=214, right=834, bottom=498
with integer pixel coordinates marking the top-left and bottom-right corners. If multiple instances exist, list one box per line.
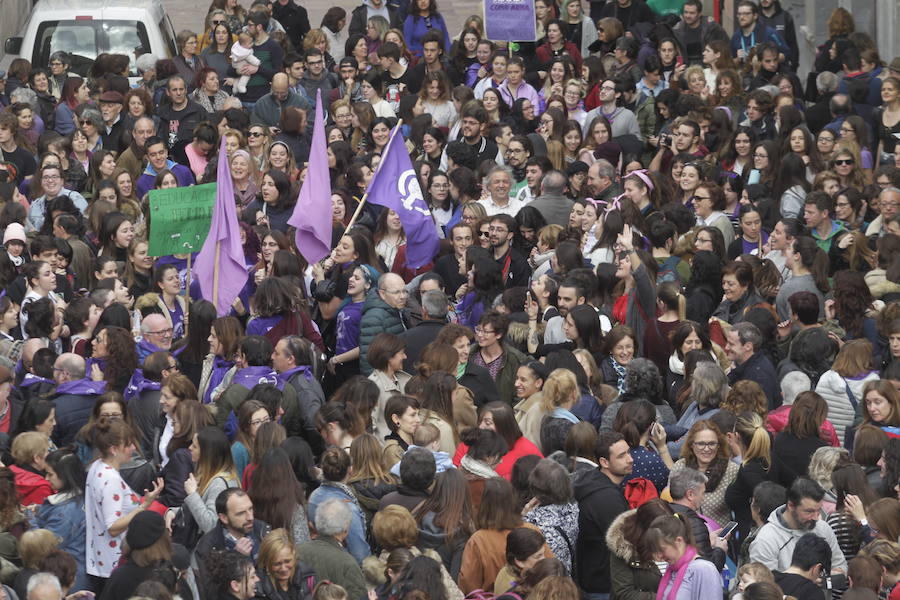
left=288, top=89, right=332, bottom=264
left=194, top=136, right=249, bottom=316
left=366, top=127, right=440, bottom=269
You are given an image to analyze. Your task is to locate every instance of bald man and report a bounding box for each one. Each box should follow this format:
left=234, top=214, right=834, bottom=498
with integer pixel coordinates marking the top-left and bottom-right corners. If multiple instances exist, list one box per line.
left=358, top=273, right=410, bottom=375
left=250, top=71, right=313, bottom=129
left=52, top=352, right=107, bottom=446
left=138, top=313, right=174, bottom=361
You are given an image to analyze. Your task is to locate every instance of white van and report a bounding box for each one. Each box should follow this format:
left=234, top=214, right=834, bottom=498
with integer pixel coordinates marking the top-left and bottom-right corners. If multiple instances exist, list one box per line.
left=5, top=0, right=177, bottom=79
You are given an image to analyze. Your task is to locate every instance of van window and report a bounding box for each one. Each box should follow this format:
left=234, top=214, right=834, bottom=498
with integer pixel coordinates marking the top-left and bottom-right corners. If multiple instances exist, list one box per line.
left=159, top=16, right=177, bottom=57
left=33, top=20, right=151, bottom=77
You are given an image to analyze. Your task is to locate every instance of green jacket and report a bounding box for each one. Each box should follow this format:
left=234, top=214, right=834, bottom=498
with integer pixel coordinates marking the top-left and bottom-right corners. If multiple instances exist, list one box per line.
left=359, top=292, right=408, bottom=375
left=635, top=94, right=657, bottom=164
left=296, top=536, right=367, bottom=600
left=468, top=343, right=527, bottom=406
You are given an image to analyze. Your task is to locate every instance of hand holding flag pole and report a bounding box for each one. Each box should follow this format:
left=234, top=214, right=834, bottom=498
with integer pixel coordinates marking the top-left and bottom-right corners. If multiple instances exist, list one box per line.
left=343, top=119, right=404, bottom=231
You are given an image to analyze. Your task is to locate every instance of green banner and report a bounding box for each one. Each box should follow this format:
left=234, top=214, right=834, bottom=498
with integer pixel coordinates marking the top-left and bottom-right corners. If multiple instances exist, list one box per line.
left=147, top=183, right=217, bottom=257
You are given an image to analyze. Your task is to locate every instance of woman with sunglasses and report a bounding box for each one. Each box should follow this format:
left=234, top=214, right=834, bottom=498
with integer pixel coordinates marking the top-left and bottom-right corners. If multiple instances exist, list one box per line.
left=831, top=147, right=868, bottom=191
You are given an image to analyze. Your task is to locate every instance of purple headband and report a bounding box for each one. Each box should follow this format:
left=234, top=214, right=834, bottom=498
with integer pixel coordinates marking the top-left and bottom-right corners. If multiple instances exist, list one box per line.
left=714, top=105, right=733, bottom=122
left=630, top=169, right=654, bottom=191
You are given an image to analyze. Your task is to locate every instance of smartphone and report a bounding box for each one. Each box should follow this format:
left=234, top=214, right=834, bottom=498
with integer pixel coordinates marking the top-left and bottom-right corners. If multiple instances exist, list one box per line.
left=718, top=521, right=738, bottom=539
left=676, top=56, right=684, bottom=67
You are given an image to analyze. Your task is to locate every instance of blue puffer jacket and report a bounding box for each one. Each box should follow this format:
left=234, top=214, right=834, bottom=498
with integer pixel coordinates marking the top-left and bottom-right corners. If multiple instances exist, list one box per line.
left=358, top=292, right=407, bottom=375
left=33, top=492, right=88, bottom=592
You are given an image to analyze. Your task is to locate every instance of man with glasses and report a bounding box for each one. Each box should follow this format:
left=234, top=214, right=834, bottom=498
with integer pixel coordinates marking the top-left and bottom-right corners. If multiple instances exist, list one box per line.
left=440, top=104, right=502, bottom=171
left=116, top=117, right=156, bottom=183
left=725, top=321, right=780, bottom=409
left=667, top=468, right=728, bottom=570
left=730, top=0, right=790, bottom=65
left=26, top=164, right=86, bottom=233
left=138, top=314, right=175, bottom=361
left=51, top=353, right=107, bottom=446
left=300, top=48, right=337, bottom=99
left=128, top=351, right=179, bottom=458
left=505, top=135, right=532, bottom=198
left=866, top=186, right=900, bottom=237
left=358, top=273, right=409, bottom=375
left=489, top=214, right=530, bottom=289
left=582, top=77, right=642, bottom=140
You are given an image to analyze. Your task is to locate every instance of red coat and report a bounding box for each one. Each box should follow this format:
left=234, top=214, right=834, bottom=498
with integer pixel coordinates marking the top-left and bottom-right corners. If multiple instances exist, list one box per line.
left=765, top=405, right=840, bottom=447
left=453, top=435, right=543, bottom=480
left=9, top=465, right=52, bottom=506
left=535, top=41, right=583, bottom=73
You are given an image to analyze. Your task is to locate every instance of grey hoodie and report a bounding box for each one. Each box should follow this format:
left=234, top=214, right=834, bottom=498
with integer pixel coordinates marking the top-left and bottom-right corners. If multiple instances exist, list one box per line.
left=749, top=504, right=847, bottom=572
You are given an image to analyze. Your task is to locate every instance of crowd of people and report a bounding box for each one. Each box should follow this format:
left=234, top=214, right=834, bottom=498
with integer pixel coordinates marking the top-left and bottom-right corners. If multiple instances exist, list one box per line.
left=0, top=0, right=898, bottom=599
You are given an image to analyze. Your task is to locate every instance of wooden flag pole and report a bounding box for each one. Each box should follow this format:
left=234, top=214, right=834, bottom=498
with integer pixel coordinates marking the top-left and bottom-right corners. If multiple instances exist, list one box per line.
left=343, top=119, right=405, bottom=232
left=184, top=252, right=192, bottom=332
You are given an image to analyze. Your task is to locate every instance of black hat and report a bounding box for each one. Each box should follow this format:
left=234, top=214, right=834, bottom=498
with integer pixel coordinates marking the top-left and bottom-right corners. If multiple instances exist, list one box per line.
left=566, top=161, right=589, bottom=176
left=126, top=510, right=166, bottom=550
left=339, top=56, right=358, bottom=70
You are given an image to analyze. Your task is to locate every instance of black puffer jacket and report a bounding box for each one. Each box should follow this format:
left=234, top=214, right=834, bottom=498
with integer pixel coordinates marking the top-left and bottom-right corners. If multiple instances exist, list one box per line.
left=350, top=477, right=398, bottom=525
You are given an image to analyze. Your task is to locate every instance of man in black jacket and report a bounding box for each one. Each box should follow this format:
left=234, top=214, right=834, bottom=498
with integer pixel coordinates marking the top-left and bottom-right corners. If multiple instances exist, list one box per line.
left=574, top=431, right=632, bottom=598
left=668, top=467, right=728, bottom=570
left=51, top=353, right=106, bottom=447
left=726, top=322, right=781, bottom=409
left=193, top=489, right=271, bottom=600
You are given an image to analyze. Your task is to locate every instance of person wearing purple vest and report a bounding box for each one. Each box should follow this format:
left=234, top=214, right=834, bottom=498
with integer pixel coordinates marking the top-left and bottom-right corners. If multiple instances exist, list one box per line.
left=51, top=353, right=107, bottom=447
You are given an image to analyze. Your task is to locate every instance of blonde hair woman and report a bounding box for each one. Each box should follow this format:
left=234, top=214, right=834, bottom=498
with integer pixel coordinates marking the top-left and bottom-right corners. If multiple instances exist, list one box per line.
left=724, top=412, right=772, bottom=540
left=538, top=369, right=580, bottom=455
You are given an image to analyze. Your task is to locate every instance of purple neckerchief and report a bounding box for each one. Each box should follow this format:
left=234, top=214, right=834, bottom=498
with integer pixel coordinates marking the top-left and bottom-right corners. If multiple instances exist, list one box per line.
left=202, top=357, right=234, bottom=405
left=21, top=373, right=53, bottom=387
left=137, top=338, right=185, bottom=357
left=231, top=366, right=284, bottom=391
left=56, top=378, right=107, bottom=396
left=275, top=366, right=313, bottom=386
left=124, top=369, right=162, bottom=402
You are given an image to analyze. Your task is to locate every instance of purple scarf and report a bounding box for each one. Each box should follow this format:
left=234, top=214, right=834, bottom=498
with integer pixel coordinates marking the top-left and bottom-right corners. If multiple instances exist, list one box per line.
left=21, top=373, right=53, bottom=388
left=275, top=366, right=313, bottom=386
left=124, top=369, right=162, bottom=402
left=202, top=357, right=234, bottom=404
left=231, top=366, right=284, bottom=391
left=56, top=378, right=107, bottom=396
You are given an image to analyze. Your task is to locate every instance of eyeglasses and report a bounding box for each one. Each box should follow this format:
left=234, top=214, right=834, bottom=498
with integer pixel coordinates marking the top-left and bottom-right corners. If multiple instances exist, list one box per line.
left=248, top=131, right=265, bottom=137
left=753, top=153, right=768, bottom=159
left=250, top=416, right=271, bottom=427
left=834, top=159, right=854, bottom=166
left=695, top=237, right=713, bottom=244
left=41, top=174, right=61, bottom=181
left=692, top=441, right=719, bottom=449
left=600, top=85, right=616, bottom=91
left=479, top=231, right=490, bottom=237
left=212, top=19, right=225, bottom=24
left=692, top=195, right=711, bottom=202
left=165, top=360, right=181, bottom=370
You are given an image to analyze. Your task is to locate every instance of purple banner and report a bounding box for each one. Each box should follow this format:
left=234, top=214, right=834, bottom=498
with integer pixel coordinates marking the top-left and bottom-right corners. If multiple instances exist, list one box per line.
left=484, top=0, right=536, bottom=42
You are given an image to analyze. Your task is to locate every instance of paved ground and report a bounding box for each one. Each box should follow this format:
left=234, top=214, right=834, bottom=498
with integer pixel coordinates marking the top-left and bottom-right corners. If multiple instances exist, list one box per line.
left=162, top=0, right=484, bottom=47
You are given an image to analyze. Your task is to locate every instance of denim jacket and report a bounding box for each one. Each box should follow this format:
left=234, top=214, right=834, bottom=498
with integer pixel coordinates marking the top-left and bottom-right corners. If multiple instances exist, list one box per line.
left=308, top=481, right=371, bottom=564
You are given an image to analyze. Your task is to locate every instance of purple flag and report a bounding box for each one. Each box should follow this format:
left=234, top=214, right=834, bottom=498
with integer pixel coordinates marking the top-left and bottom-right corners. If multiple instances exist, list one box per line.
left=195, top=136, right=248, bottom=316
left=366, top=127, right=440, bottom=269
left=288, top=89, right=332, bottom=264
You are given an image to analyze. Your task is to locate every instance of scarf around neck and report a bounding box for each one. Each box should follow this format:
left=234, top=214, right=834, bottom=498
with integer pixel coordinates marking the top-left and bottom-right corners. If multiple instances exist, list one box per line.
left=609, top=356, right=627, bottom=393
left=657, top=545, right=698, bottom=600
left=551, top=406, right=580, bottom=423
left=461, top=454, right=500, bottom=480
